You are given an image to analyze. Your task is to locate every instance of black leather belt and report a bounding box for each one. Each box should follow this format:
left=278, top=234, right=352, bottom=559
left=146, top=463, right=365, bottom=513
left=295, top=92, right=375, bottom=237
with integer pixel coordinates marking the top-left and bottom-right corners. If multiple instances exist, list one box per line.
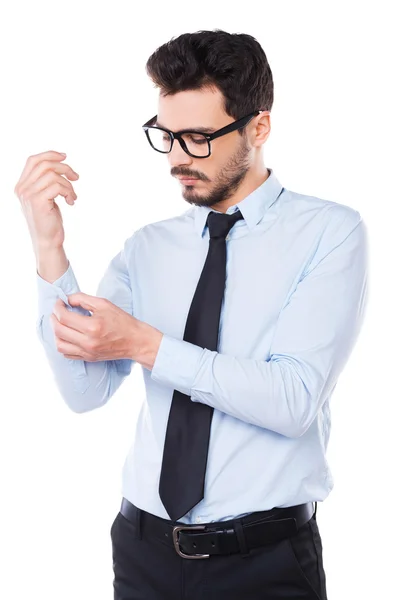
left=119, top=498, right=315, bottom=559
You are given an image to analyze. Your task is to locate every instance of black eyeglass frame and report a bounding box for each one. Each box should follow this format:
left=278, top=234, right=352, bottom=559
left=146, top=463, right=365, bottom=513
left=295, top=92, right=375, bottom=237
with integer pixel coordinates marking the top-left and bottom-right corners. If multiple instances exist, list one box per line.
left=142, top=110, right=264, bottom=158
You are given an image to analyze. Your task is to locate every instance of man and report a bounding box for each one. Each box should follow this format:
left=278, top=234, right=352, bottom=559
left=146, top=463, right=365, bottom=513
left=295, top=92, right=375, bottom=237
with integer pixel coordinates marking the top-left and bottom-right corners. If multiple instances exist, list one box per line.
left=17, top=29, right=368, bottom=599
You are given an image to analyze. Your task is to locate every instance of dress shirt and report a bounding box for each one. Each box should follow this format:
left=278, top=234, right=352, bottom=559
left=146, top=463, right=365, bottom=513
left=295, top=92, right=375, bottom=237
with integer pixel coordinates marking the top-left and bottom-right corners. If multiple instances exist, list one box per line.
left=36, top=167, right=369, bottom=524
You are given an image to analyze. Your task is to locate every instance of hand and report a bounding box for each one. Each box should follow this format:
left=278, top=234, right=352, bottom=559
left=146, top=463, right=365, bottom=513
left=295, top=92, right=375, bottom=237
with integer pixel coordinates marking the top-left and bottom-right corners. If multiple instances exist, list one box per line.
left=14, top=150, right=79, bottom=250
left=50, top=293, right=163, bottom=369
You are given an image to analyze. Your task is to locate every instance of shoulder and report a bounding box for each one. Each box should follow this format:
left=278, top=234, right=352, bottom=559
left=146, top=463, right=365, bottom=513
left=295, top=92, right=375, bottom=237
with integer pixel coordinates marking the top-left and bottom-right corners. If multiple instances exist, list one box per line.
left=280, top=187, right=366, bottom=248
left=121, top=209, right=193, bottom=257
left=281, top=186, right=363, bottom=226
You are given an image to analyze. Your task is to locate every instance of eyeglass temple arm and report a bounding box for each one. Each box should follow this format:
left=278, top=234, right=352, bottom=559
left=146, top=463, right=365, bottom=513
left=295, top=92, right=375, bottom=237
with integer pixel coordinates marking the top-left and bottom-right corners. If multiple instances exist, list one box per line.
left=142, top=110, right=265, bottom=137
left=208, top=110, right=264, bottom=141
left=142, top=115, right=158, bottom=129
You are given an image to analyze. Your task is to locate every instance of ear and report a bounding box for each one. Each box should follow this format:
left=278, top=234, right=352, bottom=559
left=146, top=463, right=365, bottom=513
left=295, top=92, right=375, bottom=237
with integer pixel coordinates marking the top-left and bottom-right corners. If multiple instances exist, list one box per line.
left=253, top=111, right=271, bottom=147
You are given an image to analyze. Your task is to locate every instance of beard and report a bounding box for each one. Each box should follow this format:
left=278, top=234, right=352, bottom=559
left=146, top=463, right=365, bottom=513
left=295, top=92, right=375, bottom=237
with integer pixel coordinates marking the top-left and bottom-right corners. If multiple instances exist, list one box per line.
left=178, top=135, right=251, bottom=209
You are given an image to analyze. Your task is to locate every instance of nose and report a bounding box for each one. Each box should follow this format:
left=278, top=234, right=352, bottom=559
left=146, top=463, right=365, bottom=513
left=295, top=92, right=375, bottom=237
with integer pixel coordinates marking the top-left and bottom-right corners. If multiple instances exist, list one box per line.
left=168, top=138, right=193, bottom=168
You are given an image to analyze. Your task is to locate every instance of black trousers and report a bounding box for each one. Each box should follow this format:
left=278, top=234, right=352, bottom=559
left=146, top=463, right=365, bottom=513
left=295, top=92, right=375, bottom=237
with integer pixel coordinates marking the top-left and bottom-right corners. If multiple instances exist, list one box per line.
left=110, top=502, right=328, bottom=600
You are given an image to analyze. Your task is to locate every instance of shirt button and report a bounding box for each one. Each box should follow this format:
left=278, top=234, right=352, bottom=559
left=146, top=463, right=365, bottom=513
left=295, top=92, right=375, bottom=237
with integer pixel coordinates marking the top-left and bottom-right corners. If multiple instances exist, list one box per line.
left=195, top=516, right=202, bottom=523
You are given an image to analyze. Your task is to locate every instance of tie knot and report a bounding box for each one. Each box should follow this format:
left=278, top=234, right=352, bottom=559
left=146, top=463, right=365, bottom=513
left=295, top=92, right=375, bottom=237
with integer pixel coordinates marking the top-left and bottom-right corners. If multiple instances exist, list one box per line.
left=206, top=210, right=244, bottom=239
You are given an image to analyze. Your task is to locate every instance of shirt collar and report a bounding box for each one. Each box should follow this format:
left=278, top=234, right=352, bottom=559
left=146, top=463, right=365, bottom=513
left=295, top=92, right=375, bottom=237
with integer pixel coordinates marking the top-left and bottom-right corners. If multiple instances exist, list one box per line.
left=192, top=168, right=284, bottom=238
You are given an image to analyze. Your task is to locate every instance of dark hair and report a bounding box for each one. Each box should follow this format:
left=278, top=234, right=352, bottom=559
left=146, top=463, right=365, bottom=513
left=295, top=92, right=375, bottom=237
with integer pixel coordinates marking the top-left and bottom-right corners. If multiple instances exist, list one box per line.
left=146, top=29, right=274, bottom=135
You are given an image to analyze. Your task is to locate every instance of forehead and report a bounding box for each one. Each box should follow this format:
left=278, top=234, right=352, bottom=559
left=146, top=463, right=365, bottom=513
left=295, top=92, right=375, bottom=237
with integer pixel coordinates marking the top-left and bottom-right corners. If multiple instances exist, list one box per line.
left=157, top=86, right=227, bottom=131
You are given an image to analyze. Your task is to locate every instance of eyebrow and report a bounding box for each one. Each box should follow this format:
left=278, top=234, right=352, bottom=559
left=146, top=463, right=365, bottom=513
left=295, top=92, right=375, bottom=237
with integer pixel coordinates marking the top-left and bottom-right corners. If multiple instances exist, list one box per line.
left=155, top=120, right=217, bottom=134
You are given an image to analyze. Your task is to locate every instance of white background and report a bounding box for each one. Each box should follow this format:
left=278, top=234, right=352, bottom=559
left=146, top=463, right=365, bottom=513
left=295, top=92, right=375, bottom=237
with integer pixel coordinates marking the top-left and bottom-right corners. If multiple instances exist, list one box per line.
left=0, top=1, right=398, bottom=598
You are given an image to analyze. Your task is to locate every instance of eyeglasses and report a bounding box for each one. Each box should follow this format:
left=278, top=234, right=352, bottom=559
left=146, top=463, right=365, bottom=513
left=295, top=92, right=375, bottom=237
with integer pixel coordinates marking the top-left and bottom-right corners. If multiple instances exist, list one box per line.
left=142, top=110, right=263, bottom=158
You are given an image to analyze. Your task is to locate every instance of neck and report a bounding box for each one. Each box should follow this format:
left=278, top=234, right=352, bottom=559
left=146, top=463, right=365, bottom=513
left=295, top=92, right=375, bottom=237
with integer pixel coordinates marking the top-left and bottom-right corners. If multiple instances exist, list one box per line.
left=210, top=163, right=270, bottom=213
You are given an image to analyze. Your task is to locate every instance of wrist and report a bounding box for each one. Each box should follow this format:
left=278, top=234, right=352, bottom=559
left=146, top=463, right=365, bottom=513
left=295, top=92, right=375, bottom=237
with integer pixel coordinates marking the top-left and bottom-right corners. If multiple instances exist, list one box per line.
left=35, top=245, right=69, bottom=283
left=133, top=322, right=163, bottom=370
left=34, top=241, right=65, bottom=254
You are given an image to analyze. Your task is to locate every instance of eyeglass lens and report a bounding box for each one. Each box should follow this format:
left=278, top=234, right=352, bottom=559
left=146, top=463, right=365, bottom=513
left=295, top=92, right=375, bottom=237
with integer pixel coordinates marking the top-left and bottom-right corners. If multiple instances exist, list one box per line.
left=148, top=129, right=209, bottom=157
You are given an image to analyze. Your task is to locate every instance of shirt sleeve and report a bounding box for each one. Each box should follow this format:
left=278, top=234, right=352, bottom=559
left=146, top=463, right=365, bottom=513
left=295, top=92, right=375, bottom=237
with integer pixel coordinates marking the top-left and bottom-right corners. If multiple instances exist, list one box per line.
left=36, top=237, right=137, bottom=413
left=150, top=208, right=369, bottom=438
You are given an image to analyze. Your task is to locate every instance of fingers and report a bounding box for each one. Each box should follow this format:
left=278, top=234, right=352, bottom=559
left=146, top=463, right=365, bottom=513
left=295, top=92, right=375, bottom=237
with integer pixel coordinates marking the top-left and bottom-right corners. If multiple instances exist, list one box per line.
left=14, top=150, right=68, bottom=192
left=25, top=170, right=78, bottom=205
left=15, top=151, right=79, bottom=207
left=29, top=180, right=77, bottom=206
left=26, top=158, right=79, bottom=190
left=53, top=300, right=95, bottom=333
left=53, top=323, right=89, bottom=357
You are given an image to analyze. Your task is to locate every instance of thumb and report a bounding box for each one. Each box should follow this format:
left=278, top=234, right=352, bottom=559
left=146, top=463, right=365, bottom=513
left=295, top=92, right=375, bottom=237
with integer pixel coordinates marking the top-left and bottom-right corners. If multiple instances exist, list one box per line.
left=67, top=292, right=99, bottom=311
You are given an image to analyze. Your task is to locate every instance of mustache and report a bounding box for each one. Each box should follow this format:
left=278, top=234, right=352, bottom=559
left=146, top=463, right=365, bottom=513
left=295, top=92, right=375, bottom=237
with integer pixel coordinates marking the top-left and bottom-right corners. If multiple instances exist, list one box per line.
left=171, top=168, right=209, bottom=182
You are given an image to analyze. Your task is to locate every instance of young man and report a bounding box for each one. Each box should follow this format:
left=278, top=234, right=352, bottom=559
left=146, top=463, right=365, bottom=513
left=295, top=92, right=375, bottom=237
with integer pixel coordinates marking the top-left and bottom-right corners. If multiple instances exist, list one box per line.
left=20, top=29, right=368, bottom=599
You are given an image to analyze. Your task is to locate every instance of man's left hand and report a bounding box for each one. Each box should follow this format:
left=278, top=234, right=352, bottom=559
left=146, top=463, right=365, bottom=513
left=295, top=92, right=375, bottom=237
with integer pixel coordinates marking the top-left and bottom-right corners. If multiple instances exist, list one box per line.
left=50, top=293, right=163, bottom=370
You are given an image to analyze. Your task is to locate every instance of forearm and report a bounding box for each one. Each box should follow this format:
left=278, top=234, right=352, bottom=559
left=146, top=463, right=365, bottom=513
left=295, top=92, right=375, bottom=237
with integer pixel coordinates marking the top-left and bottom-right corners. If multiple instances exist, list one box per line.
left=35, top=244, right=69, bottom=283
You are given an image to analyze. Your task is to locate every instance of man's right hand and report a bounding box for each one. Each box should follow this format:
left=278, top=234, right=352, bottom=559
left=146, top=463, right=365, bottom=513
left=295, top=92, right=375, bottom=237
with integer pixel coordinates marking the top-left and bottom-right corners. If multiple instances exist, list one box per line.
left=14, top=150, right=80, bottom=251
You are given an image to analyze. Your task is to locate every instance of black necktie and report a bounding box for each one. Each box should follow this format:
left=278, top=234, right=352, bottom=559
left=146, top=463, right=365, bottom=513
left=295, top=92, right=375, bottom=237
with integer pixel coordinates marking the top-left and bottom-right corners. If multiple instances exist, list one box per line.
left=159, top=209, right=244, bottom=521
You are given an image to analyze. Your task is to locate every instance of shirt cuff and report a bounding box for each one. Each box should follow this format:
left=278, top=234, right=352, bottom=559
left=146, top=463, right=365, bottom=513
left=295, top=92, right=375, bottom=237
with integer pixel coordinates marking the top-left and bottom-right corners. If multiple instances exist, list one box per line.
left=150, top=333, right=206, bottom=396
left=36, top=261, right=82, bottom=315
left=36, top=261, right=90, bottom=387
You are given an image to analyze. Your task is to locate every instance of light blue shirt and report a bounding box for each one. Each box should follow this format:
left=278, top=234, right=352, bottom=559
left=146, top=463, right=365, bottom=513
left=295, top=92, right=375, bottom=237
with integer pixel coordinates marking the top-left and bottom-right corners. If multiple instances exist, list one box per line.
left=36, top=168, right=369, bottom=524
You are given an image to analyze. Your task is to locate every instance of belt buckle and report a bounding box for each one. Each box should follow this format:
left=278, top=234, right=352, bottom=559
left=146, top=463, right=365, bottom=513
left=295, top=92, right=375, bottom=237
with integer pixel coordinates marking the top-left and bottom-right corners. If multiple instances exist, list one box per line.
left=172, top=525, right=210, bottom=559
